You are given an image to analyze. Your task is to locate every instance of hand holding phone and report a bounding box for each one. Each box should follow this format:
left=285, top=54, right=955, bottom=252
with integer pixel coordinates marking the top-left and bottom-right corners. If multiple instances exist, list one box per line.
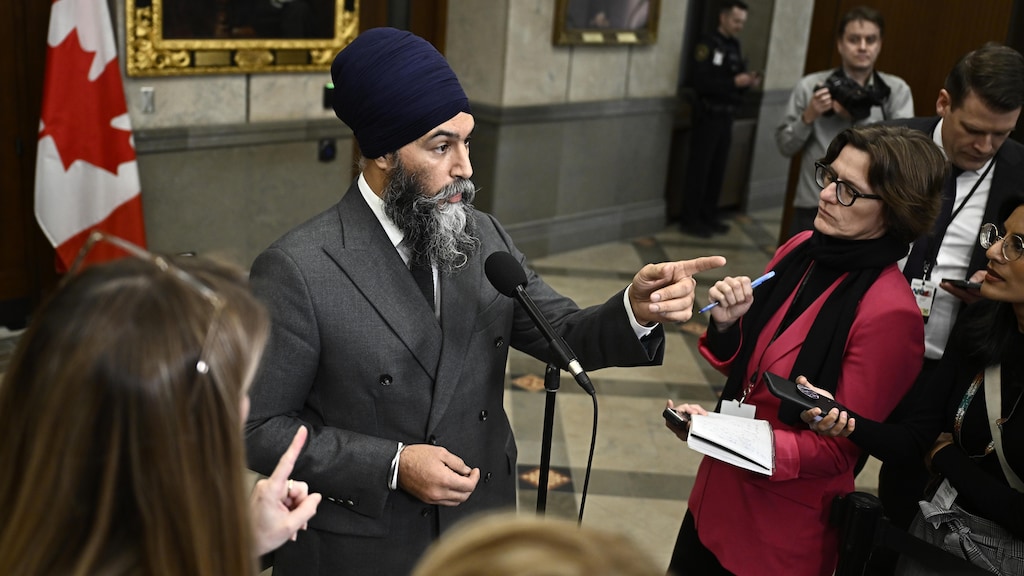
left=763, top=372, right=847, bottom=421
left=941, top=278, right=982, bottom=290
left=663, top=407, right=690, bottom=434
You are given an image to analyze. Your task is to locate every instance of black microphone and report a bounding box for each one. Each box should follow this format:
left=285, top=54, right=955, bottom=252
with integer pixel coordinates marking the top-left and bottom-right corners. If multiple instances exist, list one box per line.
left=484, top=251, right=595, bottom=395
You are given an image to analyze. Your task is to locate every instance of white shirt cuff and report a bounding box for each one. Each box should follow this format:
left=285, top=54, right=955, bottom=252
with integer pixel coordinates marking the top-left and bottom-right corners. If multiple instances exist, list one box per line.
left=623, top=284, right=657, bottom=339
left=388, top=442, right=405, bottom=491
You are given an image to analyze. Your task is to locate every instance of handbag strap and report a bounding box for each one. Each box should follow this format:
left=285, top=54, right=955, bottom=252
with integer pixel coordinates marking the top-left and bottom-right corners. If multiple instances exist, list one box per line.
left=983, top=365, right=1024, bottom=492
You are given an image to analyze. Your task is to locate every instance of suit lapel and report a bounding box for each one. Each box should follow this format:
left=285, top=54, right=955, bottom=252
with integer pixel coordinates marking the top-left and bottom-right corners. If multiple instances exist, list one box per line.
left=426, top=247, right=484, bottom=432
left=322, top=185, right=443, bottom=376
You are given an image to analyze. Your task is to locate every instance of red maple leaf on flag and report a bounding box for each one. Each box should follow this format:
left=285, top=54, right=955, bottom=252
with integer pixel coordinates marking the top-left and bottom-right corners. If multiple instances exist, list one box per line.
left=38, top=28, right=136, bottom=175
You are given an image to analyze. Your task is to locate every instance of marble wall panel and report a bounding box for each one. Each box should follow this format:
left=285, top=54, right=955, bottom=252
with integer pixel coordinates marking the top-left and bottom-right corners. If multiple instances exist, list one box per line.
left=465, top=120, right=499, bottom=215
left=626, top=0, right=689, bottom=99
left=556, top=116, right=634, bottom=213
left=747, top=89, right=791, bottom=212
left=555, top=111, right=672, bottom=214
left=567, top=49, right=630, bottom=102
left=139, top=137, right=353, bottom=267
left=447, top=0, right=510, bottom=106
left=489, top=122, right=566, bottom=225
left=504, top=0, right=572, bottom=105
left=124, top=76, right=248, bottom=129
left=764, top=0, right=814, bottom=91
left=249, top=73, right=338, bottom=122
left=475, top=100, right=672, bottom=257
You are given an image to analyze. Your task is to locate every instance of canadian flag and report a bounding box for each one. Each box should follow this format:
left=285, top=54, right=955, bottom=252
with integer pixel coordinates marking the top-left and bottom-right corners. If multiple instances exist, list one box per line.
left=35, top=0, right=146, bottom=272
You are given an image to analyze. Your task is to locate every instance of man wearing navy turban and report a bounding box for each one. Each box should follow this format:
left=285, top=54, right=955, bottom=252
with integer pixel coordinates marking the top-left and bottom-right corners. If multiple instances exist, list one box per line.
left=244, top=27, right=725, bottom=575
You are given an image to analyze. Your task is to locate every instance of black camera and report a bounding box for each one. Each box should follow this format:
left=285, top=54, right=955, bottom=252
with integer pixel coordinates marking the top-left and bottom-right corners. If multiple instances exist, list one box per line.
left=815, top=70, right=891, bottom=121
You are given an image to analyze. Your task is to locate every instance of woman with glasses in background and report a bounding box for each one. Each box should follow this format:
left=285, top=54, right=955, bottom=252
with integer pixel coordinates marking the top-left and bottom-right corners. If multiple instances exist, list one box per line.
left=801, top=195, right=1024, bottom=574
left=0, top=241, right=320, bottom=575
left=664, top=125, right=947, bottom=576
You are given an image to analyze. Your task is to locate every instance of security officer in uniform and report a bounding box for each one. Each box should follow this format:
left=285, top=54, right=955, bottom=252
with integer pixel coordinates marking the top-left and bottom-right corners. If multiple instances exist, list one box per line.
left=679, top=0, right=760, bottom=238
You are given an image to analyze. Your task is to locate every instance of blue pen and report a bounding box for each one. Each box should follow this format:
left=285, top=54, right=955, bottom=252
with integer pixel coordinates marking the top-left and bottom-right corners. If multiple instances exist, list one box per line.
left=698, top=270, right=776, bottom=314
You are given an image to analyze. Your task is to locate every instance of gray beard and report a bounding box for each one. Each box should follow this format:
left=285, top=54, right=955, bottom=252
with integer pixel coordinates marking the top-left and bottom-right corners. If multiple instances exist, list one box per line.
left=382, top=158, right=481, bottom=273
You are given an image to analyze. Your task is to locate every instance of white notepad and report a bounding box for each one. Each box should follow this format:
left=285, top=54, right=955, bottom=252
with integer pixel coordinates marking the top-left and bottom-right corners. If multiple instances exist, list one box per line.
left=687, top=412, right=775, bottom=476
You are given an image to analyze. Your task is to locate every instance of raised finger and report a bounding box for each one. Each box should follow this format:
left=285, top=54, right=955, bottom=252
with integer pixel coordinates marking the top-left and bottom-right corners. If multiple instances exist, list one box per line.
left=269, top=426, right=309, bottom=488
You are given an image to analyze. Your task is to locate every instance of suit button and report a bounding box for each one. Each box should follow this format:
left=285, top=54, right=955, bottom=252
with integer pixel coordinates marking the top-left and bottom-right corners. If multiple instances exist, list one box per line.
left=421, top=508, right=432, bottom=517
left=494, top=337, right=504, bottom=348
left=345, top=499, right=355, bottom=506
left=479, top=410, right=488, bottom=421
left=429, top=435, right=438, bottom=445
left=484, top=472, right=493, bottom=483
left=379, top=374, right=392, bottom=386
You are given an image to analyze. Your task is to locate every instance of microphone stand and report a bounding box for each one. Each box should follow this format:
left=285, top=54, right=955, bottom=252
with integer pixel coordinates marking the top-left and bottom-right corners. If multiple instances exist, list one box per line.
left=536, top=362, right=560, bottom=515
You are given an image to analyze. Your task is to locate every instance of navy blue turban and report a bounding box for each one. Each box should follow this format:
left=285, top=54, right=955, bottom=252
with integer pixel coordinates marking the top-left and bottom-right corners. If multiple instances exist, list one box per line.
left=331, top=27, right=471, bottom=159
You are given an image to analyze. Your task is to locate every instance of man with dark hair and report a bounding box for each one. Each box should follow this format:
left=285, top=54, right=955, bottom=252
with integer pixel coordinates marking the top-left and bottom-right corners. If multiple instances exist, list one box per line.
left=678, top=0, right=761, bottom=238
left=882, top=42, right=1024, bottom=533
left=776, top=5, right=913, bottom=239
left=243, top=27, right=725, bottom=576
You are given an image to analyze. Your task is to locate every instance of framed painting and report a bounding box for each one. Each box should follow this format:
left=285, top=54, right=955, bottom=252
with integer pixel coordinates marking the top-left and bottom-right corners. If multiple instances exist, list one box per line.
left=125, top=0, right=359, bottom=76
left=553, top=0, right=660, bottom=45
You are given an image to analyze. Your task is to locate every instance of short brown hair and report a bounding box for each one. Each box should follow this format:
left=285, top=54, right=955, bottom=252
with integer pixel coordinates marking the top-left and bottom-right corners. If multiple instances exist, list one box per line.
left=820, top=125, right=948, bottom=244
left=945, top=43, right=1024, bottom=113
left=838, top=6, right=884, bottom=38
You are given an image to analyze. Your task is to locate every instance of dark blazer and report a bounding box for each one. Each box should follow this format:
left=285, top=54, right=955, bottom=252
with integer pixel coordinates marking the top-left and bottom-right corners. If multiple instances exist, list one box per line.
left=245, top=182, right=664, bottom=575
left=889, top=116, right=1024, bottom=274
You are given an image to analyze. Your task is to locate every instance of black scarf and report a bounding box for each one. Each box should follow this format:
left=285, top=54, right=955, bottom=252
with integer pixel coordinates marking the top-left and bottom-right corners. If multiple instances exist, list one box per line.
left=718, top=231, right=909, bottom=424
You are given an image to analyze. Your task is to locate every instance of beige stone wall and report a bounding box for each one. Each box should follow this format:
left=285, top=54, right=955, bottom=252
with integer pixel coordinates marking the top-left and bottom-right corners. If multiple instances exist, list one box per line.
left=446, top=0, right=688, bottom=107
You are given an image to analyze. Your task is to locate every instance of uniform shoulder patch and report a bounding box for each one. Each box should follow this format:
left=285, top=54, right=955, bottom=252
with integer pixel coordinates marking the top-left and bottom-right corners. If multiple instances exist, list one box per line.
left=695, top=44, right=709, bottom=62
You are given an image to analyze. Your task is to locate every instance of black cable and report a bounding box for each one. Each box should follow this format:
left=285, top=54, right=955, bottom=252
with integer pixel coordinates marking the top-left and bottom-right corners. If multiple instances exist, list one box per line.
left=578, top=391, right=598, bottom=525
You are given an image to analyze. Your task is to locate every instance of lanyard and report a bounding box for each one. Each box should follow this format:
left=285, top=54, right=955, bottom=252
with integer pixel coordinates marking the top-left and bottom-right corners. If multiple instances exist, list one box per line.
left=741, top=263, right=815, bottom=403
left=923, top=161, right=994, bottom=280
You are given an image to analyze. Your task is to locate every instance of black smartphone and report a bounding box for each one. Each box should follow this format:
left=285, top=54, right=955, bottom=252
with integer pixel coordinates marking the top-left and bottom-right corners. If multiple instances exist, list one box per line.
left=763, top=372, right=846, bottom=418
left=941, top=278, right=982, bottom=290
left=662, top=407, right=690, bottom=430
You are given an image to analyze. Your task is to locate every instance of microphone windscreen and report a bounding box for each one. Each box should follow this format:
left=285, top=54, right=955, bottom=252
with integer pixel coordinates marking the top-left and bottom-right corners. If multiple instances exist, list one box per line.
left=484, top=251, right=527, bottom=297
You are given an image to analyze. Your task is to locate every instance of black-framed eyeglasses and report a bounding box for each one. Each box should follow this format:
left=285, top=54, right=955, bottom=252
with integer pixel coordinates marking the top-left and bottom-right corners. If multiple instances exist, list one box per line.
left=979, top=223, right=1024, bottom=262
left=69, top=231, right=225, bottom=376
left=814, top=162, right=884, bottom=206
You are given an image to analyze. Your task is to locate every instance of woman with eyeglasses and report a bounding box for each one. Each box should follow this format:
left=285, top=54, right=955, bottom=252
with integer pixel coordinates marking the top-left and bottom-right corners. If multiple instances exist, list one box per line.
left=0, top=250, right=321, bottom=575
left=664, top=125, right=947, bottom=576
left=799, top=195, right=1024, bottom=574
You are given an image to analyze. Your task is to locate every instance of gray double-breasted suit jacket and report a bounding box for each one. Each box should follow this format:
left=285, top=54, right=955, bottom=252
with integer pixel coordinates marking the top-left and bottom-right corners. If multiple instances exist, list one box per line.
left=245, top=182, right=664, bottom=575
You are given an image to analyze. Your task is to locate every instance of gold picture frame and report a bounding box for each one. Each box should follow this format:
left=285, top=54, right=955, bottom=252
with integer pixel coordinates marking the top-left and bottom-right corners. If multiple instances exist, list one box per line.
left=553, top=0, right=660, bottom=46
left=126, top=0, right=359, bottom=77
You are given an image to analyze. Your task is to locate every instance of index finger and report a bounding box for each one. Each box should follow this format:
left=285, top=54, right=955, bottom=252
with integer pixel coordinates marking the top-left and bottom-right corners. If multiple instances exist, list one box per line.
left=675, top=256, right=727, bottom=277
left=268, top=426, right=310, bottom=486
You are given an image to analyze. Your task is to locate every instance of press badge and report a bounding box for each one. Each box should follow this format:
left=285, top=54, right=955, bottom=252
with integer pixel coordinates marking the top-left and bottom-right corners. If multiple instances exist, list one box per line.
left=712, top=50, right=724, bottom=66
left=931, top=478, right=957, bottom=509
left=911, top=278, right=937, bottom=319
left=721, top=399, right=756, bottom=419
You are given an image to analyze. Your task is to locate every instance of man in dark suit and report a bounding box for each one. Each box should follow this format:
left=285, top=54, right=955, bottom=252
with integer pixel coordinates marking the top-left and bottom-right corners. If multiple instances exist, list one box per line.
left=243, top=27, right=725, bottom=576
left=679, top=0, right=761, bottom=238
left=881, top=43, right=1024, bottom=534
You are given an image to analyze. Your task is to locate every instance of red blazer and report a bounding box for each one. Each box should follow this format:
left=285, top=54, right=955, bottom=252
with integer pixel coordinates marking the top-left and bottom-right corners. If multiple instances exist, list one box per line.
left=688, top=232, right=923, bottom=576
